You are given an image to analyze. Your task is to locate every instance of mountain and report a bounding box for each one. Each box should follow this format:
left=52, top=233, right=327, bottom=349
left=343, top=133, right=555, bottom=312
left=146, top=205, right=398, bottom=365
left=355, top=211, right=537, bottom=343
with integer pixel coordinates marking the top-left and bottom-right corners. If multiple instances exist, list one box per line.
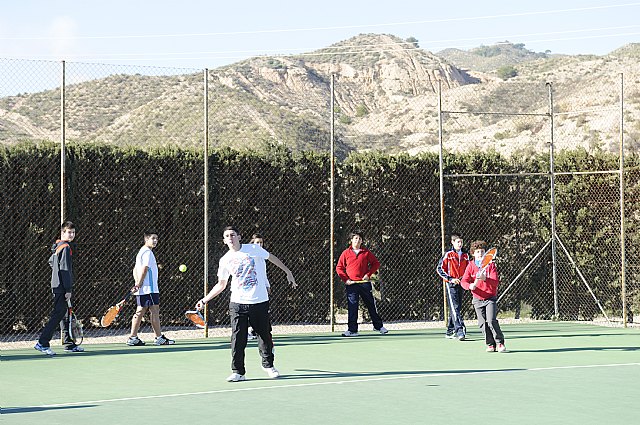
left=609, top=43, right=640, bottom=58
left=437, top=41, right=552, bottom=73
left=1, top=34, right=639, bottom=157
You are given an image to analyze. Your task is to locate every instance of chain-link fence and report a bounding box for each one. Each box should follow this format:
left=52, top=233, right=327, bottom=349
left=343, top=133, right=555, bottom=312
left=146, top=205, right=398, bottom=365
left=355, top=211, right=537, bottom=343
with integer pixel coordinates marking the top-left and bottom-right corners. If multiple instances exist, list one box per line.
left=0, top=58, right=636, bottom=349
left=440, top=78, right=630, bottom=324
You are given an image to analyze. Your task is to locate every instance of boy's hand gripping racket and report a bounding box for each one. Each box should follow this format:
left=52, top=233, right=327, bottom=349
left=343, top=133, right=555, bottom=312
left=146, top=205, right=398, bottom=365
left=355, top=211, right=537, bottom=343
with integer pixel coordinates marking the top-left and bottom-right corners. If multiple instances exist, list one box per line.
left=67, top=299, right=84, bottom=345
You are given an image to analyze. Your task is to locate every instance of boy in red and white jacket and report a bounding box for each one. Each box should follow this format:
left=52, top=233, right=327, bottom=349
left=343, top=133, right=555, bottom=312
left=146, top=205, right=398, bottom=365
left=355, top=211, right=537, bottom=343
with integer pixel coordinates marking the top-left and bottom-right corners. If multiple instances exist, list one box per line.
left=460, top=240, right=507, bottom=353
left=436, top=233, right=469, bottom=340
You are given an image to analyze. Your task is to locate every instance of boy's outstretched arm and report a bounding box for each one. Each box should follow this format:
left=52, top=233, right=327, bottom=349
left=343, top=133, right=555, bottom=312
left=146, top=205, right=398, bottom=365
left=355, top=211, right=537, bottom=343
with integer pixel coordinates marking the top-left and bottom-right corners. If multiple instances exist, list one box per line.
left=268, top=254, right=297, bottom=288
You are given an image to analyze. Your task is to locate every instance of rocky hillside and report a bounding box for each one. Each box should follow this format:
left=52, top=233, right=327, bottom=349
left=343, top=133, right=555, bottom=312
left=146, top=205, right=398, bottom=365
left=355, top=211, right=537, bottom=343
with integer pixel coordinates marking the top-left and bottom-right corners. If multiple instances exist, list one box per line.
left=1, top=34, right=639, bottom=157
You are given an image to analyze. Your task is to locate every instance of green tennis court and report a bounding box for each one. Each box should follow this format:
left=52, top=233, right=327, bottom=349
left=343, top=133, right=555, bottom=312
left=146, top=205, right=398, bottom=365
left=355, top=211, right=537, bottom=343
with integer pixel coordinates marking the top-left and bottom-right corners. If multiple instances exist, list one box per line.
left=2, top=322, right=638, bottom=425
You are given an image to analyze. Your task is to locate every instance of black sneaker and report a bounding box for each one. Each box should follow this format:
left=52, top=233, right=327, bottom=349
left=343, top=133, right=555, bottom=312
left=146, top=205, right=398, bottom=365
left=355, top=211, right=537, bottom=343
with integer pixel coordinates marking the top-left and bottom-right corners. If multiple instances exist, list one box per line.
left=64, top=344, right=85, bottom=352
left=155, top=334, right=175, bottom=345
left=127, top=336, right=145, bottom=346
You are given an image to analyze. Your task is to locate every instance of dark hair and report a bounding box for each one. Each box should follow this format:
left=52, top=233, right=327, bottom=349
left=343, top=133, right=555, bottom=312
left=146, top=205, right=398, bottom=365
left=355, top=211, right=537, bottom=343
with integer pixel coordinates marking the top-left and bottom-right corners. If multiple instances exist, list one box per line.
left=144, top=230, right=158, bottom=239
left=349, top=230, right=363, bottom=239
left=223, top=225, right=240, bottom=236
left=451, top=232, right=462, bottom=242
left=250, top=233, right=263, bottom=241
left=470, top=240, right=487, bottom=252
left=60, top=221, right=75, bottom=232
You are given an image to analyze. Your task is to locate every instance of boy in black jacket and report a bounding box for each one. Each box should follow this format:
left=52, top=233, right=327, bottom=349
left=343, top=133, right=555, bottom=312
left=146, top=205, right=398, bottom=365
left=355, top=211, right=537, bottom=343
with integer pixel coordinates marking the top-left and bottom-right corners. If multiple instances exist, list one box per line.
left=35, top=221, right=84, bottom=355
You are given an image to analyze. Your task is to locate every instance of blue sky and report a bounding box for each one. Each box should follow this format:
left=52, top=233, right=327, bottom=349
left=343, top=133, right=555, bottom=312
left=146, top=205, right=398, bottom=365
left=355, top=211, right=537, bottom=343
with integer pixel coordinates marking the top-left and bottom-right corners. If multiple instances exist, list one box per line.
left=1, top=0, right=640, bottom=70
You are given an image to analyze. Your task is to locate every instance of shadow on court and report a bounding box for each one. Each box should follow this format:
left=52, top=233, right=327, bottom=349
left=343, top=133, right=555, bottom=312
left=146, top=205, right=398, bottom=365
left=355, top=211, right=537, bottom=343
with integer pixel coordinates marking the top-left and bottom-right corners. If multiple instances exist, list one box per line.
left=273, top=367, right=527, bottom=381
left=2, top=340, right=230, bottom=361
left=0, top=405, right=97, bottom=415
left=505, top=332, right=632, bottom=340
left=3, top=332, right=369, bottom=361
left=507, top=346, right=640, bottom=354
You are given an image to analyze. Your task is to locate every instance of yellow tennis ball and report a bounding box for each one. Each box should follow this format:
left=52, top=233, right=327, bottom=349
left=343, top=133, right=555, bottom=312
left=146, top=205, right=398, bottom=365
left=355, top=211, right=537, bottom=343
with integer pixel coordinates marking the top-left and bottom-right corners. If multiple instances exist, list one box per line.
left=179, top=264, right=187, bottom=273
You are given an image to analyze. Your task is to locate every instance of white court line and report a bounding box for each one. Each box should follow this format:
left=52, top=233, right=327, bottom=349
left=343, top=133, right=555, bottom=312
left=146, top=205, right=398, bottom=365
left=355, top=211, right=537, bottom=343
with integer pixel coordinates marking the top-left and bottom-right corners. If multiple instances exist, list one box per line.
left=37, top=362, right=640, bottom=409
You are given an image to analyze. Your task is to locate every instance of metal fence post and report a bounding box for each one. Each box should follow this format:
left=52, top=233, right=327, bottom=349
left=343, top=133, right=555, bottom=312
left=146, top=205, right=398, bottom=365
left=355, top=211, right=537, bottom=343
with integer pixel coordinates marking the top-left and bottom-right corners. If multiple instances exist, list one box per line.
left=438, top=80, right=448, bottom=325
left=547, top=82, right=559, bottom=318
left=60, top=60, right=66, bottom=223
left=330, top=73, right=336, bottom=332
left=619, top=72, right=627, bottom=327
left=203, top=68, right=209, bottom=338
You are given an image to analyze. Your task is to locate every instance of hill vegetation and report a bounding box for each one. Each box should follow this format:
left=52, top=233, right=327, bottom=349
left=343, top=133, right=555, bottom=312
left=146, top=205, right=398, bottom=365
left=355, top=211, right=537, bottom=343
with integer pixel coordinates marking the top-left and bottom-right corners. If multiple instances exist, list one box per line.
left=1, top=34, right=639, bottom=156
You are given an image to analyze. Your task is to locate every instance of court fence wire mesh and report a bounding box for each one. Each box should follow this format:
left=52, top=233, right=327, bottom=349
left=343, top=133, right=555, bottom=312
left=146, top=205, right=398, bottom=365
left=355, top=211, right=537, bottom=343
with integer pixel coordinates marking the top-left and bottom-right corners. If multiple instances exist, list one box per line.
left=0, top=59, right=637, bottom=348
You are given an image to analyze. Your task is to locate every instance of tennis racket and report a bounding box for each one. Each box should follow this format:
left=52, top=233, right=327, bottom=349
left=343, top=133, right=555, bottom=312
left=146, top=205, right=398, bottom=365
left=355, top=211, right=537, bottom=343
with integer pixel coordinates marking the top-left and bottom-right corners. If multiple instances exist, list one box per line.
left=66, top=299, right=83, bottom=345
left=100, top=292, right=132, bottom=327
left=349, top=274, right=380, bottom=285
left=185, top=310, right=206, bottom=328
left=480, top=247, right=498, bottom=270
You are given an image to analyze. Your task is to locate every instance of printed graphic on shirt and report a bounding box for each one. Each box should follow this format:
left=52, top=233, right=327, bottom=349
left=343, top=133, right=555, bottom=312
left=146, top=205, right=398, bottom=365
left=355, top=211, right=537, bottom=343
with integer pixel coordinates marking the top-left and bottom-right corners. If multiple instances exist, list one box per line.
left=229, top=255, right=258, bottom=290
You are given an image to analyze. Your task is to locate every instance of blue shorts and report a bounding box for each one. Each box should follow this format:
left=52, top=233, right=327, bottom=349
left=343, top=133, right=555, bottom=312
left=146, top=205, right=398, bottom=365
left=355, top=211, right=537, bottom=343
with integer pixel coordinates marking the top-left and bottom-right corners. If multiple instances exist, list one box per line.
left=136, top=293, right=160, bottom=307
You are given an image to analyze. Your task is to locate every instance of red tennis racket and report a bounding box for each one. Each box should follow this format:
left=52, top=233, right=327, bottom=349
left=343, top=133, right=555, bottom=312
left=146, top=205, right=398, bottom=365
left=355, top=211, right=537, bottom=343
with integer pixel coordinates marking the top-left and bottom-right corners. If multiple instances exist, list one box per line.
left=100, top=292, right=132, bottom=327
left=185, top=310, right=206, bottom=328
left=480, top=247, right=498, bottom=270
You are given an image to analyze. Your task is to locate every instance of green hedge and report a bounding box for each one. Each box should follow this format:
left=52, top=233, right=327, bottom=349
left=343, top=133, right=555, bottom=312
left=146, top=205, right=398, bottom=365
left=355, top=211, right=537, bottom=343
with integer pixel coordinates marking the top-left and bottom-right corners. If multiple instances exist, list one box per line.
left=1, top=144, right=637, bottom=334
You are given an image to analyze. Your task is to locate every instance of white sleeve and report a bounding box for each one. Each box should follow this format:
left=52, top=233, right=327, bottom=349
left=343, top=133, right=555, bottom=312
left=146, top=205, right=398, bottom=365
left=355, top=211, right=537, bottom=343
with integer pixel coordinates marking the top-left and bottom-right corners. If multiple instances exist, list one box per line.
left=140, top=250, right=151, bottom=267
left=217, top=257, right=229, bottom=280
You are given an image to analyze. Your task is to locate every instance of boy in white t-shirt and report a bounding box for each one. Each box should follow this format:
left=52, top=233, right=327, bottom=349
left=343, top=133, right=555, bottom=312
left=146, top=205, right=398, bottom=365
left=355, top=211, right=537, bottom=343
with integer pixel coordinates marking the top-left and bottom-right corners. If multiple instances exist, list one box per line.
left=127, top=231, right=174, bottom=347
left=196, top=226, right=296, bottom=382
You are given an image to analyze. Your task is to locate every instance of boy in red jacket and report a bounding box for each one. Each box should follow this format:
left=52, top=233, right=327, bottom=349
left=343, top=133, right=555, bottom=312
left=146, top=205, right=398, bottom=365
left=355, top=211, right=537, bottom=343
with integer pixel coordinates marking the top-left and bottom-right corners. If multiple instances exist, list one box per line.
left=336, top=231, right=387, bottom=337
left=460, top=240, right=507, bottom=353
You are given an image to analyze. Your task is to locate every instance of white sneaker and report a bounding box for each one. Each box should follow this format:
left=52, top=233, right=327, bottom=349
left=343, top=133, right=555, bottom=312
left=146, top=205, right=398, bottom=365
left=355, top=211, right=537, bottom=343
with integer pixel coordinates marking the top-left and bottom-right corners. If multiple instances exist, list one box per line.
left=262, top=366, right=280, bottom=378
left=247, top=333, right=257, bottom=340
left=226, top=373, right=246, bottom=382
left=377, top=326, right=389, bottom=334
left=341, top=330, right=359, bottom=337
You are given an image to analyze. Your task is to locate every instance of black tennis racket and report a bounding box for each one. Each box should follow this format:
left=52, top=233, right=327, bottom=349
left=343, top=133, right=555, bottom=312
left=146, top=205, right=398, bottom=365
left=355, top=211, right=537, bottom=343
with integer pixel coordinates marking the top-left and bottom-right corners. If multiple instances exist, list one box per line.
left=66, top=299, right=83, bottom=345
